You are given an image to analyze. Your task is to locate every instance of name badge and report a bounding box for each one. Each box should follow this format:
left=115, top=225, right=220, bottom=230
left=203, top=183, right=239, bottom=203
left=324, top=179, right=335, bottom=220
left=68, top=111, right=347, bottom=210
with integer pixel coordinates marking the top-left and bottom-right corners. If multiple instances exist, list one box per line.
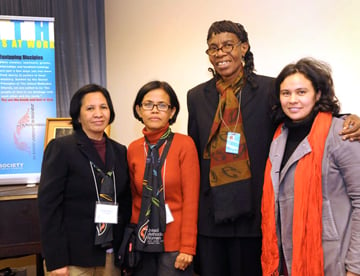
left=226, top=132, right=240, bottom=154
left=165, top=203, right=174, bottom=224
left=94, top=202, right=118, bottom=224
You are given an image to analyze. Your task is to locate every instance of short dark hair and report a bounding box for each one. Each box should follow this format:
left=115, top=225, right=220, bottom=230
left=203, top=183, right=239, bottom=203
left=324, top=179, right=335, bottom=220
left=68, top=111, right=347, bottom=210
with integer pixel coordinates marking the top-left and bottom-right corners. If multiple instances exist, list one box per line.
left=207, top=20, right=257, bottom=88
left=69, top=83, right=115, bottom=130
left=207, top=20, right=249, bottom=45
left=272, top=57, right=340, bottom=123
left=133, top=80, right=180, bottom=125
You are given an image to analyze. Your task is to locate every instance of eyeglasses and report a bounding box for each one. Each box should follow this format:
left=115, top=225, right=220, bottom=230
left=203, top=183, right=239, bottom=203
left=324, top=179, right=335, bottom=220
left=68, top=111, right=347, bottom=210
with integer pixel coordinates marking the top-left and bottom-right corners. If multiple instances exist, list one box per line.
left=205, top=41, right=242, bottom=56
left=140, top=102, right=172, bottom=111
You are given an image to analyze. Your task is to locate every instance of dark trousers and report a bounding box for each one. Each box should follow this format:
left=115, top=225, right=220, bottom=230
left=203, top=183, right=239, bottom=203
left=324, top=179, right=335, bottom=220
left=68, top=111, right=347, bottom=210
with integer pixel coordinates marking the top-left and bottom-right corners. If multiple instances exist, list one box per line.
left=195, top=235, right=262, bottom=276
left=134, top=251, right=194, bottom=276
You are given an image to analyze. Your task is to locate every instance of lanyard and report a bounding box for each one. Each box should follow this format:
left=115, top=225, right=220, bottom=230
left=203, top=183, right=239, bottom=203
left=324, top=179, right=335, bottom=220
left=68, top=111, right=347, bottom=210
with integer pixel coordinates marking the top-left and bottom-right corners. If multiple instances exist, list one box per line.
left=90, top=161, right=117, bottom=204
left=218, top=89, right=242, bottom=132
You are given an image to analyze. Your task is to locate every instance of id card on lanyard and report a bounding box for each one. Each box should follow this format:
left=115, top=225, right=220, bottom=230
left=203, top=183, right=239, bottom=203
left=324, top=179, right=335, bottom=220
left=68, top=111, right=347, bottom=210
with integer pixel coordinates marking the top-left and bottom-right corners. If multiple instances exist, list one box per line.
left=95, top=202, right=118, bottom=224
left=90, top=161, right=119, bottom=224
left=226, top=132, right=241, bottom=154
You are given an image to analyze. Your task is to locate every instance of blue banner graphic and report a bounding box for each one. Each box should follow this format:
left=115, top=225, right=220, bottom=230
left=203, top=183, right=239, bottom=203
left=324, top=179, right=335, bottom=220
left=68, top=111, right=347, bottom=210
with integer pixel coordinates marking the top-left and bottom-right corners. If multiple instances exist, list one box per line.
left=0, top=16, right=56, bottom=184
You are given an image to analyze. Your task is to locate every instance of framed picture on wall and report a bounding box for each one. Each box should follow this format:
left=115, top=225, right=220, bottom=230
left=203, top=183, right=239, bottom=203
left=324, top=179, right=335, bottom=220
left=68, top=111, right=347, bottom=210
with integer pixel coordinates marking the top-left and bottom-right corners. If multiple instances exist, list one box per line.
left=44, top=117, right=111, bottom=148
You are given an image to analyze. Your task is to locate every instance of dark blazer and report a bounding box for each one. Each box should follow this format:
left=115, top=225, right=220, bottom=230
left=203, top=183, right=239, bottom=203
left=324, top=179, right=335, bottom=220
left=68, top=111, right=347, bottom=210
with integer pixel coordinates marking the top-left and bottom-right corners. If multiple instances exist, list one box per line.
left=38, top=129, right=131, bottom=271
left=187, top=74, right=275, bottom=237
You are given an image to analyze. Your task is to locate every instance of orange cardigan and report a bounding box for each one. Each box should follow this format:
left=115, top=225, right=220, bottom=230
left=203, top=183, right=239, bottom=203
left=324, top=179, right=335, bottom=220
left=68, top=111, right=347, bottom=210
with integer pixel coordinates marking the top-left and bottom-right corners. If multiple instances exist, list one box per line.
left=127, top=132, right=200, bottom=255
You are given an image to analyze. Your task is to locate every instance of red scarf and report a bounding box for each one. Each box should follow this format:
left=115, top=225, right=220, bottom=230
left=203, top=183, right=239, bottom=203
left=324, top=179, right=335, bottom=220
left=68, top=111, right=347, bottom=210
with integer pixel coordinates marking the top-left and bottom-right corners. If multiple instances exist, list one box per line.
left=261, top=112, right=332, bottom=276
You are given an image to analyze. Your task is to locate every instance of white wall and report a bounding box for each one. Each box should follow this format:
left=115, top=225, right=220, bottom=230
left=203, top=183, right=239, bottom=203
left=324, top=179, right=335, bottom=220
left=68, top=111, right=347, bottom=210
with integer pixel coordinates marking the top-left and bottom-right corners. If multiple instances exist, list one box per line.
left=105, top=0, right=360, bottom=146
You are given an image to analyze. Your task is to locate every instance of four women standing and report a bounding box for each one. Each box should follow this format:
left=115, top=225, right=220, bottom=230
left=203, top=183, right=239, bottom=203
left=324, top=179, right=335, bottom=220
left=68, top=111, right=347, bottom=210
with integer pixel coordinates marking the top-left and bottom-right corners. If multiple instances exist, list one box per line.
left=38, top=42, right=360, bottom=276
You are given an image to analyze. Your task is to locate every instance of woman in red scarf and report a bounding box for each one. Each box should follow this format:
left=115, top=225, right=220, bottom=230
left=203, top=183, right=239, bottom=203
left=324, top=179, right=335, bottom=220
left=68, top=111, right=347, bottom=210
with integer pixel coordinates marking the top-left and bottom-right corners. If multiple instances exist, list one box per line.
left=261, top=58, right=360, bottom=276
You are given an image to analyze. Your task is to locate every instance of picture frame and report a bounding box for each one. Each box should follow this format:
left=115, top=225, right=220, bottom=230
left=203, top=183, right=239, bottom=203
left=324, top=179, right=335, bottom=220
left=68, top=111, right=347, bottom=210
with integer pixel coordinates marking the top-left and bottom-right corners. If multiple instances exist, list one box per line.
left=44, top=117, right=111, bottom=148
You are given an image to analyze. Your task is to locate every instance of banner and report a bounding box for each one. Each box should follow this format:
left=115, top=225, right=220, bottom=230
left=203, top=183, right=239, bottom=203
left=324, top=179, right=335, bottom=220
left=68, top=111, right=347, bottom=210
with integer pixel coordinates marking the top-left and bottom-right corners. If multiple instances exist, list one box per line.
left=0, top=16, right=56, bottom=185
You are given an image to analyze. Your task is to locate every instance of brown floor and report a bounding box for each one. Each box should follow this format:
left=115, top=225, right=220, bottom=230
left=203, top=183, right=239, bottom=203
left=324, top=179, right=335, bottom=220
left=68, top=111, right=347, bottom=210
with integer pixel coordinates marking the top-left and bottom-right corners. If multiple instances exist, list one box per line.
left=0, top=255, right=37, bottom=276
left=0, top=255, right=201, bottom=276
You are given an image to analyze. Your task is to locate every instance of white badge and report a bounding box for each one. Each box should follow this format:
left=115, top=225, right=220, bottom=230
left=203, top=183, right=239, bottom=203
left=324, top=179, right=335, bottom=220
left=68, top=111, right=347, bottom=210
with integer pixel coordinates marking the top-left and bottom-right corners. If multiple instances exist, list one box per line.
left=226, top=132, right=241, bottom=154
left=94, top=202, right=118, bottom=224
left=165, top=203, right=174, bottom=224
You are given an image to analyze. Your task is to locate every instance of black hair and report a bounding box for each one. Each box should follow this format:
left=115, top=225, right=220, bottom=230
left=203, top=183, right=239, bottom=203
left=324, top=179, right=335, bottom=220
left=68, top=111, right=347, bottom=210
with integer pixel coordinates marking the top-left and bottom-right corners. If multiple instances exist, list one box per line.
left=207, top=20, right=257, bottom=88
left=69, top=83, right=115, bottom=130
left=272, top=57, right=340, bottom=123
left=133, top=80, right=180, bottom=125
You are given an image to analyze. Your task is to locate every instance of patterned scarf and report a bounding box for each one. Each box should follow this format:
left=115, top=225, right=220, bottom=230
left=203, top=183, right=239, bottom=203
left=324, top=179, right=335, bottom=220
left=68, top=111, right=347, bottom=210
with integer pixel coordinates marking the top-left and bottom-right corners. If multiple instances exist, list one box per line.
left=136, top=127, right=173, bottom=252
left=204, top=73, right=251, bottom=186
left=203, top=73, right=253, bottom=223
left=261, top=112, right=332, bottom=275
left=92, top=162, right=115, bottom=248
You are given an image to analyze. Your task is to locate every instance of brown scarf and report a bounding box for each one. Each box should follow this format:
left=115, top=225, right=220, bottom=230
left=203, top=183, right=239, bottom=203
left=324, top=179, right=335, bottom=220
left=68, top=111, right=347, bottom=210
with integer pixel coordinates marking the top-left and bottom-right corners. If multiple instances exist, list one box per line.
left=261, top=112, right=332, bottom=275
left=203, top=73, right=254, bottom=223
left=204, top=73, right=251, bottom=187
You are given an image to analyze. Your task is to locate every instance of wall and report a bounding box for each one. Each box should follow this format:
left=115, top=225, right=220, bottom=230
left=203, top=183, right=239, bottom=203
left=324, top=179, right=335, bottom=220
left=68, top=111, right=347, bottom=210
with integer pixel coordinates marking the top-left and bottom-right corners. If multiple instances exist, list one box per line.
left=105, top=0, right=360, bottom=146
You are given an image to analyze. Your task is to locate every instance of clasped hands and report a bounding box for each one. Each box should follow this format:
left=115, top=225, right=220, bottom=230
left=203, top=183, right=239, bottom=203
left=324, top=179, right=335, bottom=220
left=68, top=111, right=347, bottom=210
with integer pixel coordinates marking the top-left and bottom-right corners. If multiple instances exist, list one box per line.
left=174, top=252, right=193, bottom=271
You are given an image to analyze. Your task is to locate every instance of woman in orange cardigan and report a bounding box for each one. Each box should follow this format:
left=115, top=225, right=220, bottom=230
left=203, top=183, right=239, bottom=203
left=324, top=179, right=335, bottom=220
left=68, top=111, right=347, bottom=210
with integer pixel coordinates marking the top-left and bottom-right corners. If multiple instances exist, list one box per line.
left=127, top=80, right=200, bottom=276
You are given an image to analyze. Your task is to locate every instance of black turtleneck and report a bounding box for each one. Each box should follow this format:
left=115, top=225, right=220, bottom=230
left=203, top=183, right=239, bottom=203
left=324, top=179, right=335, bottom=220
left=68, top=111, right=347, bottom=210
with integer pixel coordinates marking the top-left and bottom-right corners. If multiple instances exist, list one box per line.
left=281, top=112, right=317, bottom=170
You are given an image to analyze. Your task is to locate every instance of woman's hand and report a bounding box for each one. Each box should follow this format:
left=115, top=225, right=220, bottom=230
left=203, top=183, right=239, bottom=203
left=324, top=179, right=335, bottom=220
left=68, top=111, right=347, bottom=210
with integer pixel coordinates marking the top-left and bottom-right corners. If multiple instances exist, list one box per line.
left=50, top=266, right=69, bottom=276
left=340, top=114, right=360, bottom=141
left=174, top=252, right=193, bottom=271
